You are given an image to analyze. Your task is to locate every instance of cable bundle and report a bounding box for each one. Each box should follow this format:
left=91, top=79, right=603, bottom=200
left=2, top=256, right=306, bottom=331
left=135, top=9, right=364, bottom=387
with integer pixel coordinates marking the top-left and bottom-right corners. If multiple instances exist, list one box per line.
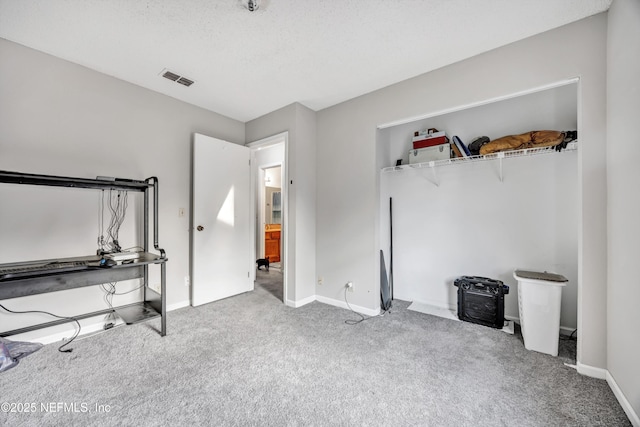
left=98, top=189, right=129, bottom=254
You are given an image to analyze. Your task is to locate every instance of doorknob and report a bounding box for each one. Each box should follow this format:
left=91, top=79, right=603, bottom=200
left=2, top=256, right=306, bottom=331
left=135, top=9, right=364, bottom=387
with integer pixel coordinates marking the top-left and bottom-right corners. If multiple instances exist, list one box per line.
left=197, top=225, right=204, bottom=231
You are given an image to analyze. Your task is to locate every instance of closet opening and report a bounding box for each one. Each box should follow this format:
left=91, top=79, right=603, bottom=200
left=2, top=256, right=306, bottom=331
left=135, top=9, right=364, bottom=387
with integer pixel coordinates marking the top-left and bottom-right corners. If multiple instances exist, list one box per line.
left=377, top=80, right=579, bottom=362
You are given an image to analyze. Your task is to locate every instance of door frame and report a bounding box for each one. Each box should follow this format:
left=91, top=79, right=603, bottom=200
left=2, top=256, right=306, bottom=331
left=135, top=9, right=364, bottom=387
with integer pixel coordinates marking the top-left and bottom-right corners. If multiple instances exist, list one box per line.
left=247, top=132, right=288, bottom=302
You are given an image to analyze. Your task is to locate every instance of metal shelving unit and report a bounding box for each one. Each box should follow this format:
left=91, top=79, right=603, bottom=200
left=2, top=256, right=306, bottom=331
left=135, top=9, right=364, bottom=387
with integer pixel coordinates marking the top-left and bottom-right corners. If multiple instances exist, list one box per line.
left=0, top=170, right=167, bottom=337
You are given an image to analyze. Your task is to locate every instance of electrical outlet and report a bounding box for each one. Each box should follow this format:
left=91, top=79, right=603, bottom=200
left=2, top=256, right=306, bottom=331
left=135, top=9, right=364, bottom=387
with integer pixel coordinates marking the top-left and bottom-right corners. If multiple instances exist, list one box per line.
left=150, top=282, right=161, bottom=293
left=346, top=281, right=354, bottom=292
left=178, top=208, right=185, bottom=218
left=184, top=276, right=190, bottom=287
left=318, top=276, right=323, bottom=285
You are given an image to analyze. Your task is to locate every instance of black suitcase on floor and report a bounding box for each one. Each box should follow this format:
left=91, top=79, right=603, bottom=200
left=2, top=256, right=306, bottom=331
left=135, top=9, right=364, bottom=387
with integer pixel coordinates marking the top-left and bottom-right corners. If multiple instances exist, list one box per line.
left=454, top=276, right=509, bottom=329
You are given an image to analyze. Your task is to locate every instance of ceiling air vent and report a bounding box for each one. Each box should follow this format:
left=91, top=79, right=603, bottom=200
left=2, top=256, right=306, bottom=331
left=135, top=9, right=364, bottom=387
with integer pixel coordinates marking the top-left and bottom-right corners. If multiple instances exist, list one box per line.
left=176, top=77, right=194, bottom=87
left=161, top=69, right=194, bottom=87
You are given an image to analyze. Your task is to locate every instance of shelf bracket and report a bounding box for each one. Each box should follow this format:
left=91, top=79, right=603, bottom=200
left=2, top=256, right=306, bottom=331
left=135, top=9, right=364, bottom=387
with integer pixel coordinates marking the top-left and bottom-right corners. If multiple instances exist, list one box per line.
left=498, top=153, right=505, bottom=182
left=419, top=162, right=439, bottom=187
left=431, top=162, right=439, bottom=187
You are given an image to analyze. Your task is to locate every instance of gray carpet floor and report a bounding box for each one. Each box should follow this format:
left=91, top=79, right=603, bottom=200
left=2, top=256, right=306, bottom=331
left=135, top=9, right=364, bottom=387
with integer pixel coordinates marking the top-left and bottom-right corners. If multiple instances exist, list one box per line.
left=0, top=274, right=630, bottom=427
left=256, top=267, right=283, bottom=302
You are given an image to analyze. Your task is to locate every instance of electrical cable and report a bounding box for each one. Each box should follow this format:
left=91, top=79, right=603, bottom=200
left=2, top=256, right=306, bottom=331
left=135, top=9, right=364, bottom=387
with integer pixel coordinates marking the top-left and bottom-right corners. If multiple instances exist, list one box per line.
left=97, top=189, right=106, bottom=252
left=98, top=190, right=136, bottom=255
left=100, top=282, right=118, bottom=326
left=0, top=302, right=80, bottom=353
left=99, top=280, right=144, bottom=329
left=104, top=189, right=128, bottom=253
left=106, top=190, right=118, bottom=251
left=111, top=284, right=145, bottom=295
left=343, top=287, right=388, bottom=325
left=106, top=190, right=118, bottom=247
left=561, top=328, right=578, bottom=341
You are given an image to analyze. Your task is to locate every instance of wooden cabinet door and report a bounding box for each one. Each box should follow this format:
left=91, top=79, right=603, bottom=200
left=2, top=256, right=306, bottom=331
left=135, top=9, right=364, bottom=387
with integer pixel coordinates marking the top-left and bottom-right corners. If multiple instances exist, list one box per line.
left=264, top=230, right=281, bottom=262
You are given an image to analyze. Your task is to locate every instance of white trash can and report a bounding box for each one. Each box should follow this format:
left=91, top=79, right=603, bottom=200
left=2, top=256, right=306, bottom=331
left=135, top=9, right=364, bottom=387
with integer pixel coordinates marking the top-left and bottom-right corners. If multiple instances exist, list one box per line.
left=514, top=270, right=568, bottom=356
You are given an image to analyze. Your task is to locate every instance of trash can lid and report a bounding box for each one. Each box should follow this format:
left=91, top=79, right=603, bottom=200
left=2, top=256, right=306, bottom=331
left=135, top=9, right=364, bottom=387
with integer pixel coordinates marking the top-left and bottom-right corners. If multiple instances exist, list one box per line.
left=514, top=269, right=568, bottom=282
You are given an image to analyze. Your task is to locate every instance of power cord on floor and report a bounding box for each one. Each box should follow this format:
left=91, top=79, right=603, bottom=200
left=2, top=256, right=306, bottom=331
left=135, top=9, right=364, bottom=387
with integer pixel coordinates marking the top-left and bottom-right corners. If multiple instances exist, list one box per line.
left=0, top=302, right=80, bottom=353
left=560, top=328, right=577, bottom=340
left=343, top=285, right=388, bottom=325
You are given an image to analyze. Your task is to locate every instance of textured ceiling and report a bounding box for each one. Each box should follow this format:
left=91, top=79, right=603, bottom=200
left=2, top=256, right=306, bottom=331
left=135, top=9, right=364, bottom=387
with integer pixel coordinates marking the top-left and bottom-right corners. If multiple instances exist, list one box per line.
left=0, top=0, right=611, bottom=122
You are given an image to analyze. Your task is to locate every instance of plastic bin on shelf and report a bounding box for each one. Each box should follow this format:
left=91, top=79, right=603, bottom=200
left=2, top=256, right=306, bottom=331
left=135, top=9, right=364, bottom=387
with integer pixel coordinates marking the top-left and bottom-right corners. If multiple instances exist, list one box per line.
left=514, top=269, right=568, bottom=356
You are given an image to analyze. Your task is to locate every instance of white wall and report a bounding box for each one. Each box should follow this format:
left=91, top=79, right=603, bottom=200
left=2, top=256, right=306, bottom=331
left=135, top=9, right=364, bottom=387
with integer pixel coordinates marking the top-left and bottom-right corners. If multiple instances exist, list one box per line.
left=317, top=15, right=607, bottom=370
left=265, top=166, right=282, bottom=189
left=245, top=103, right=317, bottom=305
left=607, top=0, right=640, bottom=422
left=0, top=38, right=244, bottom=337
left=294, top=105, right=318, bottom=304
left=382, top=152, right=578, bottom=327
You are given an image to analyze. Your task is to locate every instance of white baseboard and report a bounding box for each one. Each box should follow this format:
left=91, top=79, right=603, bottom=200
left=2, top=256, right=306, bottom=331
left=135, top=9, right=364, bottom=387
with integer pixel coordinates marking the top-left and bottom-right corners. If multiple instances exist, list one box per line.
left=576, top=361, right=607, bottom=379
left=286, top=295, right=316, bottom=308
left=575, top=364, right=639, bottom=425
left=408, top=298, right=455, bottom=312
left=408, top=301, right=458, bottom=321
left=167, top=300, right=190, bottom=311
left=8, top=301, right=191, bottom=345
left=505, top=314, right=519, bottom=323
left=315, top=295, right=380, bottom=317
left=9, top=316, right=116, bottom=345
left=559, top=325, right=577, bottom=336
left=503, top=315, right=576, bottom=336
left=607, top=371, right=640, bottom=427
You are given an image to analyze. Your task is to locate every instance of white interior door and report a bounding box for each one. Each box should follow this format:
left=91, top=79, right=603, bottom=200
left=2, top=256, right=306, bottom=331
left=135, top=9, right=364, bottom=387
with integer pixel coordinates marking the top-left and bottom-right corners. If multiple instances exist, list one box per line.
left=192, top=133, right=253, bottom=306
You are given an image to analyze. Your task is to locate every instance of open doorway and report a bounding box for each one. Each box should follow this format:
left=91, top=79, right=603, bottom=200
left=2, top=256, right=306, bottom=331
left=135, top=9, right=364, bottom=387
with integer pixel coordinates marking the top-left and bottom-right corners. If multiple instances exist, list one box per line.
left=248, top=133, right=287, bottom=303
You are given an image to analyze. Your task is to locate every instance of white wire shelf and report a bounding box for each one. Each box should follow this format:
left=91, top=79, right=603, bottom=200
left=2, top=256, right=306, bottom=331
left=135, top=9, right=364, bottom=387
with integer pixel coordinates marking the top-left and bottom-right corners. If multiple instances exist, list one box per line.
left=381, top=141, right=577, bottom=173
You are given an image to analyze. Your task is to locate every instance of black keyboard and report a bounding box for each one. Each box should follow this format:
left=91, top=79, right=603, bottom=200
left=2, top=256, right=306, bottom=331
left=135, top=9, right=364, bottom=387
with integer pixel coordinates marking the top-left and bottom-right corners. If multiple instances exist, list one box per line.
left=0, top=261, right=91, bottom=279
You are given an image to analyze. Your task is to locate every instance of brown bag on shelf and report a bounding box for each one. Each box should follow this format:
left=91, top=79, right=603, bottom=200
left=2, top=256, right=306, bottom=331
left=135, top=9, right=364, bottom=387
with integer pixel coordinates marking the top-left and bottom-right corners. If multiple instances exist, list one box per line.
left=479, top=130, right=565, bottom=155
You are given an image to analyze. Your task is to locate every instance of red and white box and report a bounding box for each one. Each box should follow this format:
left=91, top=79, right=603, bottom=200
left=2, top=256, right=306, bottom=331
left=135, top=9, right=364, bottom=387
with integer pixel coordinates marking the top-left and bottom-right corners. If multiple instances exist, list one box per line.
left=412, top=131, right=447, bottom=149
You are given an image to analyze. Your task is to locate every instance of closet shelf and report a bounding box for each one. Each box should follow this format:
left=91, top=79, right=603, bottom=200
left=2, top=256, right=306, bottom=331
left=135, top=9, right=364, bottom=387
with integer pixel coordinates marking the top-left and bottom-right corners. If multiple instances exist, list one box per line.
left=382, top=141, right=577, bottom=173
